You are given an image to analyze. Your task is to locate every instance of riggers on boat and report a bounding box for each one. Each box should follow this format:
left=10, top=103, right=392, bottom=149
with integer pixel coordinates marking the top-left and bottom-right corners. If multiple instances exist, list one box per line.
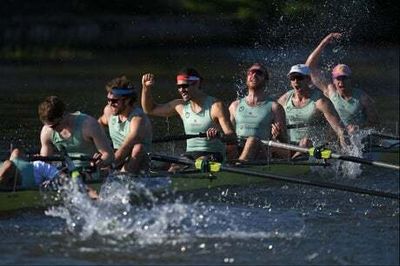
left=1, top=150, right=399, bottom=214
left=0, top=158, right=318, bottom=213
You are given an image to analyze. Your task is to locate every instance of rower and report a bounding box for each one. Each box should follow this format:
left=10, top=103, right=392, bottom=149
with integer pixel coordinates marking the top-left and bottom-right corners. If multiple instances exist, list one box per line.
left=305, top=32, right=379, bottom=134
left=0, top=148, right=59, bottom=190
left=229, top=63, right=288, bottom=160
left=0, top=148, right=98, bottom=198
left=141, top=67, right=237, bottom=169
left=98, top=75, right=152, bottom=174
left=277, top=64, right=348, bottom=158
left=38, top=96, right=114, bottom=180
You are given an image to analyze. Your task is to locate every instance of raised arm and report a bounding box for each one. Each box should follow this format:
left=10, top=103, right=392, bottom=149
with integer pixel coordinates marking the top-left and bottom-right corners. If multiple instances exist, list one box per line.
left=306, top=33, right=342, bottom=96
left=141, top=73, right=181, bottom=117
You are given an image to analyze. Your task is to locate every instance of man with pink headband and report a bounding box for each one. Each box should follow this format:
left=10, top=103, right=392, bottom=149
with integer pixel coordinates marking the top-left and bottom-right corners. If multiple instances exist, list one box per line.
left=306, top=32, right=379, bottom=133
left=141, top=67, right=237, bottom=164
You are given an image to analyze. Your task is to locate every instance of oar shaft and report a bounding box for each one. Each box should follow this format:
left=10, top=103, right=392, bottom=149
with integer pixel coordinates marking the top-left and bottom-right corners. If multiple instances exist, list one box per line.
left=150, top=153, right=399, bottom=200
left=152, top=133, right=206, bottom=143
left=264, top=140, right=400, bottom=171
left=220, top=165, right=398, bottom=199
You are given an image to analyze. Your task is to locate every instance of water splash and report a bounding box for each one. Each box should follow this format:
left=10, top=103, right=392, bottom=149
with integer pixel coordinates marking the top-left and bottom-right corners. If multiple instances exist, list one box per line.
left=45, top=175, right=305, bottom=246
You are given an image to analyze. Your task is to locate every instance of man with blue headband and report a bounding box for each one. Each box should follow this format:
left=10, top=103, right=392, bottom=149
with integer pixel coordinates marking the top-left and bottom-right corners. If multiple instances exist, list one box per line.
left=98, top=75, right=152, bottom=174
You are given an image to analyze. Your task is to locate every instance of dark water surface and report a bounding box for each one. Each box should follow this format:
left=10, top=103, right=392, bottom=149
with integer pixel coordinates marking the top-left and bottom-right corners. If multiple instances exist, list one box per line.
left=0, top=47, right=399, bottom=265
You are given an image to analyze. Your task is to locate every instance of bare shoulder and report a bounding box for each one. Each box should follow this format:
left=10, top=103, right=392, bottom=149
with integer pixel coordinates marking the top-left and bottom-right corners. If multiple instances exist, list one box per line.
left=229, top=99, right=240, bottom=111
left=40, top=125, right=53, bottom=139
left=277, top=91, right=289, bottom=105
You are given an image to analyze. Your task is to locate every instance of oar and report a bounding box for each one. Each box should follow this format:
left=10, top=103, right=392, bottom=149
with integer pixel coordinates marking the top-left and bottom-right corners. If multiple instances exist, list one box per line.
left=24, top=155, right=93, bottom=162
left=264, top=140, right=400, bottom=171
left=150, top=153, right=399, bottom=200
left=152, top=133, right=207, bottom=143
left=369, top=133, right=400, bottom=140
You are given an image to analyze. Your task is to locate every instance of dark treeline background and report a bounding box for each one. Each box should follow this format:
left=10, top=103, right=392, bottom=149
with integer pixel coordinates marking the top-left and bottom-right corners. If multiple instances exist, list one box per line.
left=0, top=0, right=398, bottom=52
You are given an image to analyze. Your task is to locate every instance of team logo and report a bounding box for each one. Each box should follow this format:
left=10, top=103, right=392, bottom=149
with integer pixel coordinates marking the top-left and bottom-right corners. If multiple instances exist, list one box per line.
left=239, top=106, right=244, bottom=112
left=185, top=112, right=190, bottom=118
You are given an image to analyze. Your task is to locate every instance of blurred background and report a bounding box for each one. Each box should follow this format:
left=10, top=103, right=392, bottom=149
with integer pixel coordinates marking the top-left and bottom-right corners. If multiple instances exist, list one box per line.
left=0, top=0, right=398, bottom=153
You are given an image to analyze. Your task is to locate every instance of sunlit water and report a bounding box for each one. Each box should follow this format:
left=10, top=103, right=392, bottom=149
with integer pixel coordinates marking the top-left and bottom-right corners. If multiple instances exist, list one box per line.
left=0, top=166, right=398, bottom=265
left=1, top=0, right=399, bottom=263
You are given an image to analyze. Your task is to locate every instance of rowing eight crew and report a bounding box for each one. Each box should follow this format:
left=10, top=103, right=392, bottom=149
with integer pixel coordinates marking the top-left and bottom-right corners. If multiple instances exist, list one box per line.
left=0, top=33, right=381, bottom=191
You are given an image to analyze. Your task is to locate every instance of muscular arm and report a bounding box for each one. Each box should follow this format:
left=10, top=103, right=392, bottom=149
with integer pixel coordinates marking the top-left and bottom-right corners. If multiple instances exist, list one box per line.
left=361, top=93, right=380, bottom=128
left=271, top=102, right=288, bottom=143
left=83, top=117, right=114, bottom=167
left=211, top=100, right=236, bottom=136
left=228, top=100, right=239, bottom=129
left=317, top=97, right=347, bottom=146
left=306, top=33, right=342, bottom=97
left=39, top=126, right=56, bottom=156
left=98, top=105, right=110, bottom=127
left=113, top=116, right=146, bottom=167
left=141, top=73, right=181, bottom=117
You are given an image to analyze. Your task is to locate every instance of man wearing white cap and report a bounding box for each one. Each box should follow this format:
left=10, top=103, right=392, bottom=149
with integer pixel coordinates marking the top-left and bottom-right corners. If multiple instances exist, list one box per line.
left=141, top=67, right=237, bottom=165
left=306, top=32, right=379, bottom=133
left=277, top=64, right=347, bottom=157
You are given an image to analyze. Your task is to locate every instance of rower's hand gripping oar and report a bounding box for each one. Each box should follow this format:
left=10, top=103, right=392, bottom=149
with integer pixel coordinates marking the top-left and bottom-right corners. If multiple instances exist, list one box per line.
left=264, top=140, right=400, bottom=171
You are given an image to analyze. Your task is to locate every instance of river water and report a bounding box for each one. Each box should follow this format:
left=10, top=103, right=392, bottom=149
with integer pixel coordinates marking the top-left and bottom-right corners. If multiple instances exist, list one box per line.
left=0, top=46, right=399, bottom=265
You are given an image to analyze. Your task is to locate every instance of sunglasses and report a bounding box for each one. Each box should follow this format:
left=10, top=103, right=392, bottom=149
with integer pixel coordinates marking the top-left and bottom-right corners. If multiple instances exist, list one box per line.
left=248, top=69, right=265, bottom=76
left=177, top=84, right=190, bottom=90
left=107, top=97, right=124, bottom=104
left=289, top=75, right=305, bottom=81
left=335, top=76, right=349, bottom=81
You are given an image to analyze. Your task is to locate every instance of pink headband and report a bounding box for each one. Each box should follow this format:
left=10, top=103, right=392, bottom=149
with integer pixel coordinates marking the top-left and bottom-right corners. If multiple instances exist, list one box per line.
left=176, top=75, right=200, bottom=83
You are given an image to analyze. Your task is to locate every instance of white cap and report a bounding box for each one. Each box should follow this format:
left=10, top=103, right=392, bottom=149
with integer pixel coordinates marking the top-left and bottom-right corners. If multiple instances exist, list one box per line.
left=287, top=64, right=311, bottom=76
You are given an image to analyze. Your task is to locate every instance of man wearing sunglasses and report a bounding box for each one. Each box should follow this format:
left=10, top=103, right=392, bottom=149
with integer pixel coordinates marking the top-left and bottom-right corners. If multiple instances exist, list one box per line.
left=229, top=63, right=288, bottom=160
left=38, top=96, right=114, bottom=179
left=277, top=64, right=348, bottom=157
left=305, top=32, right=379, bottom=134
left=141, top=67, right=237, bottom=165
left=98, top=75, right=152, bottom=174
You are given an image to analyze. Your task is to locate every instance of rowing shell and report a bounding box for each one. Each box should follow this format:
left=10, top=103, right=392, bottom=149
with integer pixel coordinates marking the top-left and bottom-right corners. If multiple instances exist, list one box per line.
left=0, top=162, right=310, bottom=213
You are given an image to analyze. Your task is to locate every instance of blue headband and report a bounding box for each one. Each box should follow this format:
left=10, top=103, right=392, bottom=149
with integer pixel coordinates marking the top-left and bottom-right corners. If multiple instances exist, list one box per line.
left=111, top=87, right=135, bottom=96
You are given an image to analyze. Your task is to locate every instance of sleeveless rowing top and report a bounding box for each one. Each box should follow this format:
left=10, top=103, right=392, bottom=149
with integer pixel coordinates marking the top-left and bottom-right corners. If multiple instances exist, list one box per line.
left=329, top=88, right=366, bottom=126
left=284, top=89, right=324, bottom=143
left=51, top=112, right=97, bottom=168
left=108, top=107, right=152, bottom=152
left=181, top=96, right=225, bottom=154
left=235, top=97, right=273, bottom=139
left=11, top=158, right=35, bottom=189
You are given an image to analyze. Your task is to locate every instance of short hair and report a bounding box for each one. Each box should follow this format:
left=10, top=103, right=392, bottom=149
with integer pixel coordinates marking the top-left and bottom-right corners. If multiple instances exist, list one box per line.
left=38, top=96, right=66, bottom=123
left=105, top=75, right=137, bottom=104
